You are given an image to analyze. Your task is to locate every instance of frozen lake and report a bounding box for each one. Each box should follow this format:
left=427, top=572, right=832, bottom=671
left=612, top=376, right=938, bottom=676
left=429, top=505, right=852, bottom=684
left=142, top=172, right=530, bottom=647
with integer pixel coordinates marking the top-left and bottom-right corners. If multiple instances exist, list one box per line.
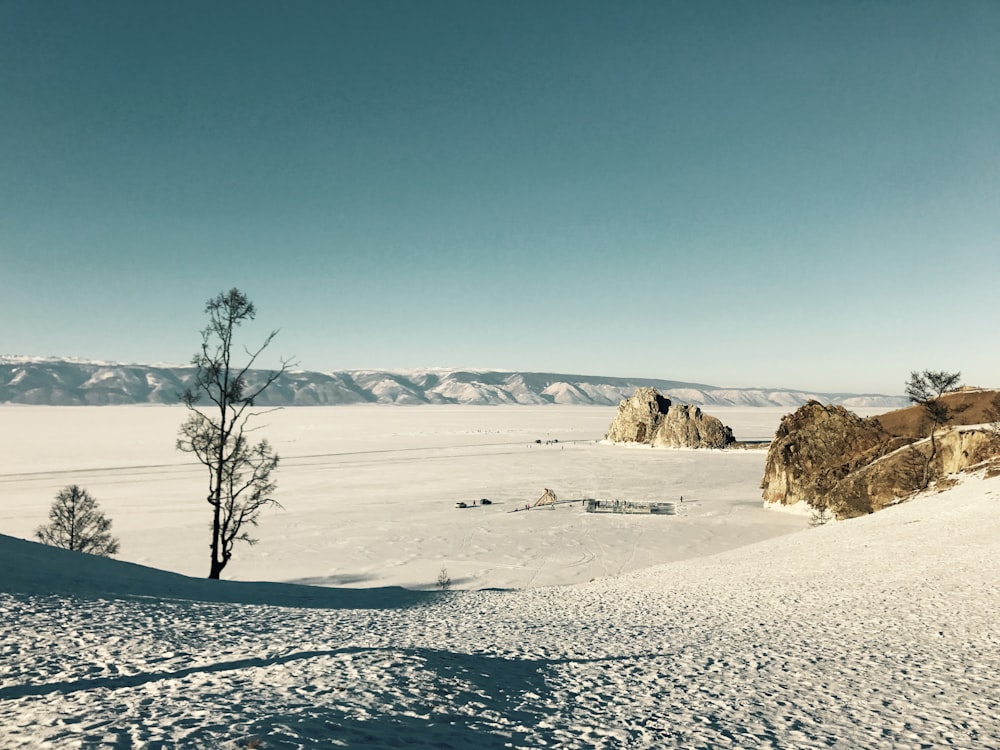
left=0, top=405, right=879, bottom=589
left=4, top=405, right=997, bottom=750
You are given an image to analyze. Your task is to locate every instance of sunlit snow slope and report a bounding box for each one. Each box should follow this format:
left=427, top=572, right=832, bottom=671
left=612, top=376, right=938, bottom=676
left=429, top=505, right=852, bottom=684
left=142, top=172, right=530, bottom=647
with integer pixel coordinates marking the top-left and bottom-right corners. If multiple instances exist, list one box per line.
left=2, top=474, right=998, bottom=749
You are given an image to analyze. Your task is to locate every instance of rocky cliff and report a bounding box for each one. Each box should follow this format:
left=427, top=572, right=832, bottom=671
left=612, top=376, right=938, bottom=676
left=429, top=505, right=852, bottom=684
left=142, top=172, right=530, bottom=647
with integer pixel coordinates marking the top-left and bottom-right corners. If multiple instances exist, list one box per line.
left=606, top=387, right=735, bottom=449
left=761, top=397, right=1000, bottom=518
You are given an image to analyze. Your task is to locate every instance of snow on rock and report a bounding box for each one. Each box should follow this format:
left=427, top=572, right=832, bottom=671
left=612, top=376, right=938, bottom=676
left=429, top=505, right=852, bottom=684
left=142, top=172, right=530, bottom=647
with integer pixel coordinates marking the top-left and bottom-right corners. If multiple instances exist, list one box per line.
left=497, top=374, right=550, bottom=405
left=541, top=381, right=592, bottom=404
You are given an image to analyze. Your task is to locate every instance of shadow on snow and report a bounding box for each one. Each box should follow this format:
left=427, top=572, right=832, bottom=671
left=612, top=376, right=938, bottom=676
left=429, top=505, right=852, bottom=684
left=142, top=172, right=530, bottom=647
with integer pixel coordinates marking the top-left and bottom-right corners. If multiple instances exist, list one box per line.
left=0, top=533, right=435, bottom=610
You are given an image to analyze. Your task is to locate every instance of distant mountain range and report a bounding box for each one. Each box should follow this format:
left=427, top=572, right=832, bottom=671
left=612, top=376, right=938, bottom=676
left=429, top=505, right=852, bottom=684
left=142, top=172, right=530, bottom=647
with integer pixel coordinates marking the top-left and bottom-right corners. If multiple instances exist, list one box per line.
left=0, top=356, right=908, bottom=408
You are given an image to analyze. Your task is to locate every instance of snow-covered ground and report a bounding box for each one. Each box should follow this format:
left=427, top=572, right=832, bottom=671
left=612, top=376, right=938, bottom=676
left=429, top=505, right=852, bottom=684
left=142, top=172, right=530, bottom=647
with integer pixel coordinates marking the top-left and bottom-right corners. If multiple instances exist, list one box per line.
left=0, top=405, right=811, bottom=589
left=3, top=405, right=997, bottom=748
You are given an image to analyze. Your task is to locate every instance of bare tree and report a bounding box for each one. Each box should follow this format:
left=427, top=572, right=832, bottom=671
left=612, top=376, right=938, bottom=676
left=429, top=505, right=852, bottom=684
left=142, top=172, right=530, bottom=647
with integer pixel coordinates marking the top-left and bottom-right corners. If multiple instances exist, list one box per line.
left=809, top=505, right=833, bottom=527
left=177, top=288, right=292, bottom=579
left=905, top=369, right=962, bottom=488
left=985, top=391, right=1000, bottom=439
left=36, top=485, right=120, bottom=556
left=436, top=567, right=452, bottom=590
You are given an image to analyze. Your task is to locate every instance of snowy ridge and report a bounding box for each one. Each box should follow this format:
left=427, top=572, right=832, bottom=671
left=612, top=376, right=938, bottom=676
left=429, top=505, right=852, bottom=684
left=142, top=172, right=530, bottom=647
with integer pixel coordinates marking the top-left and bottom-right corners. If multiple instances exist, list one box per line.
left=0, top=357, right=907, bottom=408
left=1, top=473, right=997, bottom=748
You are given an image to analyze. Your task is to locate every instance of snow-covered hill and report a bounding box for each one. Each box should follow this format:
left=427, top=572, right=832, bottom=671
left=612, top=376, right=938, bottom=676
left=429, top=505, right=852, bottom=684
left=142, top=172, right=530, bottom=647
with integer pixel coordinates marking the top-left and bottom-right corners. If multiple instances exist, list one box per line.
left=0, top=356, right=907, bottom=408
left=2, top=473, right=997, bottom=748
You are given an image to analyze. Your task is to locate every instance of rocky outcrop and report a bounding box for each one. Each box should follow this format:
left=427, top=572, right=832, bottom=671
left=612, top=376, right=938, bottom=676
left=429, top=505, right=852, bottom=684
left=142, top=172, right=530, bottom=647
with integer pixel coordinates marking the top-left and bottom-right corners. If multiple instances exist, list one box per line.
left=760, top=402, right=895, bottom=511
left=761, top=399, right=1000, bottom=518
left=606, top=387, right=735, bottom=449
left=833, top=429, right=999, bottom=516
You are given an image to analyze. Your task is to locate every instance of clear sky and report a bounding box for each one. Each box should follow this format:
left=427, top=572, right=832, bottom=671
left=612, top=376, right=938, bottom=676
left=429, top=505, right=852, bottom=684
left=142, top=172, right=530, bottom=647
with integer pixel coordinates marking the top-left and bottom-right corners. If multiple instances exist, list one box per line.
left=2, top=1, right=998, bottom=395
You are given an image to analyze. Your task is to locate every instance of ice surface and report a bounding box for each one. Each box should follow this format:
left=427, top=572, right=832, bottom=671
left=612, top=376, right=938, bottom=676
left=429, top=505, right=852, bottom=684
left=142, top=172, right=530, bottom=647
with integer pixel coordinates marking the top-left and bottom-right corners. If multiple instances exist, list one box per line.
left=0, top=405, right=818, bottom=588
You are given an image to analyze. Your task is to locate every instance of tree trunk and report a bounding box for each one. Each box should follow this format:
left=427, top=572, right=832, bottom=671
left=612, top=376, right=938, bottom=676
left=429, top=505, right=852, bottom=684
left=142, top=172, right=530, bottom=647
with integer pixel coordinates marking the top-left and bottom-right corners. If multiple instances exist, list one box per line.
left=210, top=377, right=228, bottom=579
left=922, top=428, right=938, bottom=490
left=209, top=496, right=223, bottom=579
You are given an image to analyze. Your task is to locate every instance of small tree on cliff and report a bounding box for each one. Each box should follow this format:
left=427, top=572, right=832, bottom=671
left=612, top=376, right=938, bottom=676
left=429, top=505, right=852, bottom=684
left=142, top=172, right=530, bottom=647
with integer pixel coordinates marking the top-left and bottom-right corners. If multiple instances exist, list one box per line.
left=177, top=288, right=292, bottom=579
left=35, top=485, right=120, bottom=556
left=984, top=392, right=1000, bottom=439
left=905, top=369, right=962, bottom=489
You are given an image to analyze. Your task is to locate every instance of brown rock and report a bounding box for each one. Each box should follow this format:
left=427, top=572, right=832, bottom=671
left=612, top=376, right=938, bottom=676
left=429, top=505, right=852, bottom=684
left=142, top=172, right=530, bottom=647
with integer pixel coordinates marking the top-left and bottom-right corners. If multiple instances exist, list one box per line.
left=606, top=387, right=735, bottom=449
left=761, top=397, right=1000, bottom=518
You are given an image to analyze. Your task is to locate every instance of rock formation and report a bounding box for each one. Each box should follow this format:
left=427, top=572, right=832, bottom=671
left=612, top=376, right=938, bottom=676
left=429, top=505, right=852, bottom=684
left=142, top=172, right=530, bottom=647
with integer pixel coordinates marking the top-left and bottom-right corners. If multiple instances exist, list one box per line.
left=606, top=387, right=735, bottom=449
left=761, top=398, right=1000, bottom=518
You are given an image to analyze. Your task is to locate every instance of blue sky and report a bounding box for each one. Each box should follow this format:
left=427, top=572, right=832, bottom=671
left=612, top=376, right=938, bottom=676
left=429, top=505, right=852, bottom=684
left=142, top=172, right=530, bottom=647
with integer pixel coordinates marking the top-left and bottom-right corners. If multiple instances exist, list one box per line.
left=2, top=1, right=998, bottom=395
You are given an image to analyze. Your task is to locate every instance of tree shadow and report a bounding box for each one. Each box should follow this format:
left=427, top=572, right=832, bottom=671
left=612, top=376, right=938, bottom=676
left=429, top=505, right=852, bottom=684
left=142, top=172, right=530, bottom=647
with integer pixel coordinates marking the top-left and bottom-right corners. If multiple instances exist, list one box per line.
left=2, top=645, right=556, bottom=749
left=225, top=647, right=718, bottom=748
left=226, top=647, right=562, bottom=749
left=3, top=643, right=676, bottom=747
left=233, top=706, right=534, bottom=749
left=0, top=533, right=436, bottom=610
left=284, top=573, right=376, bottom=586
left=0, top=647, right=370, bottom=700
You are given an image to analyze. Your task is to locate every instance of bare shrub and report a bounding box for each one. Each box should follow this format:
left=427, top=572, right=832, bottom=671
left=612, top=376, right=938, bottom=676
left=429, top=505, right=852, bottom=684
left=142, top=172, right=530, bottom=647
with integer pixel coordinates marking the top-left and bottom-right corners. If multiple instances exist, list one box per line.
left=809, top=505, right=833, bottom=527
left=436, top=567, right=452, bottom=590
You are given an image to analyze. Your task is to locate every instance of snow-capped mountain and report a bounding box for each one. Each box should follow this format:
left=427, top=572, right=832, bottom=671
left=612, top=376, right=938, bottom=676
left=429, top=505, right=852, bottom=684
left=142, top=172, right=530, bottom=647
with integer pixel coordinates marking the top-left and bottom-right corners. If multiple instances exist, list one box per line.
left=0, top=356, right=908, bottom=408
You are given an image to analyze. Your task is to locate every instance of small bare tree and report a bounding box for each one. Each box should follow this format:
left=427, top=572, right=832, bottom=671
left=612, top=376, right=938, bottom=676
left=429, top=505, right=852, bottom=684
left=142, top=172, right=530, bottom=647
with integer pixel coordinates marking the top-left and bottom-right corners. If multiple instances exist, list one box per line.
left=436, top=567, right=452, bottom=590
left=177, top=288, right=292, bottom=579
left=905, top=369, right=962, bottom=489
left=35, top=485, right=120, bottom=556
left=985, top=391, right=1000, bottom=439
left=809, top=505, right=833, bottom=527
